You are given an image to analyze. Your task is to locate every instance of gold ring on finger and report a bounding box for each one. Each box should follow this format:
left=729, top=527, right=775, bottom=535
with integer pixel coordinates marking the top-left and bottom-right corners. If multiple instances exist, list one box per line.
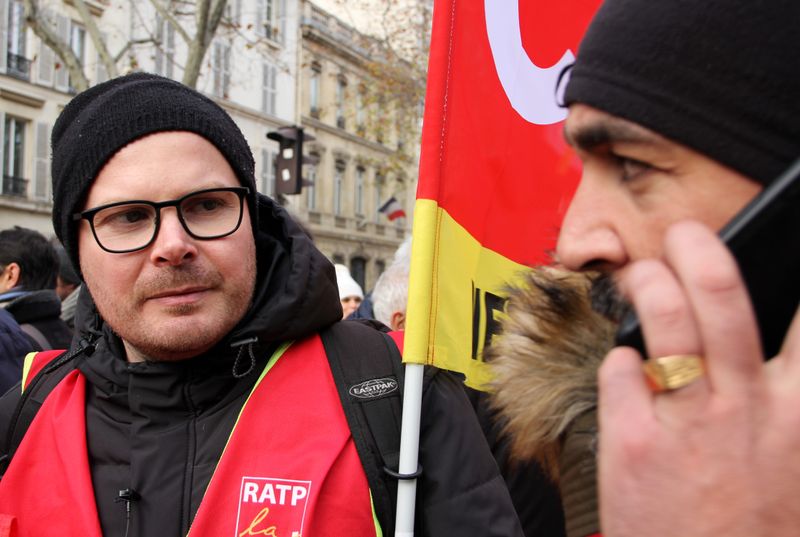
left=643, top=354, right=705, bottom=393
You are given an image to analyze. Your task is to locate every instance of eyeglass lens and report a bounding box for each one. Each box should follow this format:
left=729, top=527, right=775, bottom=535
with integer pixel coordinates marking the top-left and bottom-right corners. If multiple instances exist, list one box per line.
left=90, top=189, right=244, bottom=252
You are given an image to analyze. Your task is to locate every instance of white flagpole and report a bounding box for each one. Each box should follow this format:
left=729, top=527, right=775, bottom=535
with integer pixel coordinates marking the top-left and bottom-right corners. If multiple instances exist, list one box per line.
left=394, top=362, right=425, bottom=537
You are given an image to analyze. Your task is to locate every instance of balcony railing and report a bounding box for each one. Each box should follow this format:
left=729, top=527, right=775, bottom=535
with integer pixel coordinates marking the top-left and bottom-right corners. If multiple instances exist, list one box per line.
left=6, top=53, right=31, bottom=81
left=2, top=175, right=28, bottom=197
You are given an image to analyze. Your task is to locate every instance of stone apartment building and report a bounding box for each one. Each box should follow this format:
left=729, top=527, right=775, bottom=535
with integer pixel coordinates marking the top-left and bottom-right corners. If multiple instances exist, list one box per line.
left=291, top=1, right=419, bottom=290
left=0, top=0, right=419, bottom=291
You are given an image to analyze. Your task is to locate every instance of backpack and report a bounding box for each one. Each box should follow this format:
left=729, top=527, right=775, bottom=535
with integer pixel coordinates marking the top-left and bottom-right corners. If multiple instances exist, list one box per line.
left=0, top=320, right=420, bottom=535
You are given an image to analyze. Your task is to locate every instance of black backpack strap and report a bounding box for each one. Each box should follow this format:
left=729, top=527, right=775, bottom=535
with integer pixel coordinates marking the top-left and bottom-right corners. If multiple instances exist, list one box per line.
left=0, top=344, right=88, bottom=477
left=320, top=320, right=406, bottom=535
left=19, top=323, right=52, bottom=350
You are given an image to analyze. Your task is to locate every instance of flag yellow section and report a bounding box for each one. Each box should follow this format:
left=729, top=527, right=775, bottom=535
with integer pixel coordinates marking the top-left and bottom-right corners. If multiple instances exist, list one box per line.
left=405, top=199, right=530, bottom=390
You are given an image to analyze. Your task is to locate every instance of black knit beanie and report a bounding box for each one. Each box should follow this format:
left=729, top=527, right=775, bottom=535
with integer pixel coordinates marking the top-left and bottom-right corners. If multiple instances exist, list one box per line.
left=51, top=72, right=258, bottom=275
left=564, top=0, right=800, bottom=185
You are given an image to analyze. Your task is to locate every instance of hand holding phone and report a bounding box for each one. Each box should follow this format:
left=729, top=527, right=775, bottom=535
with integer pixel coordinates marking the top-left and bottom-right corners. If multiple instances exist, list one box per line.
left=616, top=157, right=800, bottom=359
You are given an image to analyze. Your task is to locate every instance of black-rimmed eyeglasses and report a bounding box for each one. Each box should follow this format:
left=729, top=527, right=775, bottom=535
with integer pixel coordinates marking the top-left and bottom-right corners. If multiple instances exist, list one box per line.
left=73, top=187, right=250, bottom=253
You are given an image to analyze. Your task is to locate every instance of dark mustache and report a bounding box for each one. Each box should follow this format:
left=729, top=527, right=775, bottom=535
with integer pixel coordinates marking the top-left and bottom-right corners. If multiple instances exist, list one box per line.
left=588, top=272, right=632, bottom=324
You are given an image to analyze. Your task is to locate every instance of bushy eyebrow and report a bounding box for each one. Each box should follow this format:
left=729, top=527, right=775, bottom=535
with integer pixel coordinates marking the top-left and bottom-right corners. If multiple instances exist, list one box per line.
left=563, top=120, right=662, bottom=151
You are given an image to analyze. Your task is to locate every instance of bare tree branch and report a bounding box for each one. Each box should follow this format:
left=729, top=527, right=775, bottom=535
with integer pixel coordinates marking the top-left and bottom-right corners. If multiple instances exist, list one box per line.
left=182, top=0, right=208, bottom=88
left=149, top=0, right=191, bottom=45
left=113, top=38, right=157, bottom=64
left=23, top=0, right=89, bottom=91
left=207, top=0, right=228, bottom=39
left=74, top=0, right=118, bottom=78
left=182, top=0, right=227, bottom=88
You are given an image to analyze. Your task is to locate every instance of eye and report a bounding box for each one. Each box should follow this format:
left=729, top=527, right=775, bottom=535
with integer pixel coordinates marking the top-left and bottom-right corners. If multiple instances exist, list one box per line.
left=183, top=195, right=229, bottom=215
left=198, top=199, right=224, bottom=212
left=95, top=205, right=152, bottom=228
left=616, top=156, right=652, bottom=182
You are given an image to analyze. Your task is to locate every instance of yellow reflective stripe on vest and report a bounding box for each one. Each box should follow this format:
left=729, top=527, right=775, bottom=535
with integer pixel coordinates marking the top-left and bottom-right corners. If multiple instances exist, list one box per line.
left=186, top=341, right=293, bottom=537
left=20, top=352, right=39, bottom=393
left=186, top=339, right=382, bottom=537
left=370, top=490, right=384, bottom=537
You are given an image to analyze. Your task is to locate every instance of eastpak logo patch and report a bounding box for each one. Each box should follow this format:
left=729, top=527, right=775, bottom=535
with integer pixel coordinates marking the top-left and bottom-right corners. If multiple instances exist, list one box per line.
left=348, top=377, right=398, bottom=400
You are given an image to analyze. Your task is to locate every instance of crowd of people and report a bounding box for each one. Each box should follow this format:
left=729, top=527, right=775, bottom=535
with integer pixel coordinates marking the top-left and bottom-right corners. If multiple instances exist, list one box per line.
left=0, top=0, right=798, bottom=535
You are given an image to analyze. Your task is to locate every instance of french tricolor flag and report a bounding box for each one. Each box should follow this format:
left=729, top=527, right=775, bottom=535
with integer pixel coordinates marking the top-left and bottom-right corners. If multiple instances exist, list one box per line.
left=378, top=196, right=406, bottom=221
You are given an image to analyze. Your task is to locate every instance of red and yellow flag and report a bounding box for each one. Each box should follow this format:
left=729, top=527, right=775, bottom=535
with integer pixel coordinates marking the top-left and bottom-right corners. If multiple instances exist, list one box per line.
left=405, top=0, right=601, bottom=389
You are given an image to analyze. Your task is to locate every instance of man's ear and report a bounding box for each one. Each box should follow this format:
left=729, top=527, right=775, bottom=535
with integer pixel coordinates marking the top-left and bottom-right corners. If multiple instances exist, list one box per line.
left=0, top=262, right=21, bottom=292
left=391, top=311, right=406, bottom=332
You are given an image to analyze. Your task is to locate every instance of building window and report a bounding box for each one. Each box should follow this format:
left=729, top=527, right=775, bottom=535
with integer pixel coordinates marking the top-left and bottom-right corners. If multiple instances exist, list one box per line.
left=375, top=94, right=386, bottom=144
left=262, top=61, right=277, bottom=115
left=355, top=85, right=366, bottom=135
left=334, top=160, right=345, bottom=216
left=225, top=0, right=241, bottom=26
left=336, top=75, right=347, bottom=129
left=396, top=110, right=405, bottom=151
left=375, top=259, right=386, bottom=279
left=32, top=122, right=50, bottom=200
left=355, top=166, right=365, bottom=216
left=306, top=153, right=318, bottom=210
left=261, top=148, right=276, bottom=198
left=155, top=16, right=176, bottom=78
left=6, top=1, right=28, bottom=79
left=68, top=23, right=86, bottom=92
left=3, top=117, right=27, bottom=197
left=332, top=253, right=345, bottom=265
left=374, top=172, right=384, bottom=223
left=351, top=257, right=366, bottom=290
left=309, top=63, right=321, bottom=118
left=212, top=41, right=231, bottom=98
left=259, top=0, right=282, bottom=42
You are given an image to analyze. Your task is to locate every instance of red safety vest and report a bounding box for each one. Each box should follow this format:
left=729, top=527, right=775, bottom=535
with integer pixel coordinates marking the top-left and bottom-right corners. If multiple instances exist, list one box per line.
left=0, top=336, right=381, bottom=537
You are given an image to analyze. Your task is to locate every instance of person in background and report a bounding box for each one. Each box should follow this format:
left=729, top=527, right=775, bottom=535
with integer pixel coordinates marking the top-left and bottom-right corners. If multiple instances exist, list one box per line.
left=0, top=308, right=33, bottom=394
left=335, top=263, right=364, bottom=319
left=372, top=238, right=411, bottom=331
left=491, top=1, right=800, bottom=536
left=51, top=241, right=81, bottom=331
left=0, top=226, right=72, bottom=351
left=370, top=237, right=568, bottom=537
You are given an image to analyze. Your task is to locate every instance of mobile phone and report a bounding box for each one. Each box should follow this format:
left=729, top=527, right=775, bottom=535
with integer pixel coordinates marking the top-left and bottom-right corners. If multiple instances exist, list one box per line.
left=615, top=156, right=800, bottom=360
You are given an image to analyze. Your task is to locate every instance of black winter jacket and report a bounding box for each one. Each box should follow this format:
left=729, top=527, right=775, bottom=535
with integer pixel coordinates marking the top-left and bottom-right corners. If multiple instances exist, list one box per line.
left=1, top=289, right=73, bottom=352
left=0, top=195, right=522, bottom=537
left=0, top=309, right=32, bottom=394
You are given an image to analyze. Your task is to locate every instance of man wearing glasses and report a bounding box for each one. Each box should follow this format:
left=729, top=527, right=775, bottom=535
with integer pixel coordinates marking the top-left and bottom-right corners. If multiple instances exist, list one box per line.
left=0, top=73, right=522, bottom=537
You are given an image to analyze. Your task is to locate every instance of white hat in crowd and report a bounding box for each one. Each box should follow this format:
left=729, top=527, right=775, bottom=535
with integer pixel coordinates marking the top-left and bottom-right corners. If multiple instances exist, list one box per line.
left=334, top=264, right=364, bottom=301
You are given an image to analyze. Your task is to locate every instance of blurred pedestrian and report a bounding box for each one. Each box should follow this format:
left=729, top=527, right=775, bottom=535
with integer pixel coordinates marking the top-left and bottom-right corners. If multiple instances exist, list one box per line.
left=334, top=263, right=364, bottom=319
left=52, top=241, right=81, bottom=331
left=372, top=237, right=568, bottom=537
left=0, top=308, right=33, bottom=394
left=372, top=238, right=411, bottom=330
left=0, top=226, right=72, bottom=351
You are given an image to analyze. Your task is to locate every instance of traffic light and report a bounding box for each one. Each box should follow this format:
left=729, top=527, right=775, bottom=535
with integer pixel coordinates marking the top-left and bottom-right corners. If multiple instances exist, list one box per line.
left=266, top=126, right=316, bottom=196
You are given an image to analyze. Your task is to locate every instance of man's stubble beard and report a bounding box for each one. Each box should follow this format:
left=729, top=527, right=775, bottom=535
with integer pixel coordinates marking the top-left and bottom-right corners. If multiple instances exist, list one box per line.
left=93, top=253, right=257, bottom=363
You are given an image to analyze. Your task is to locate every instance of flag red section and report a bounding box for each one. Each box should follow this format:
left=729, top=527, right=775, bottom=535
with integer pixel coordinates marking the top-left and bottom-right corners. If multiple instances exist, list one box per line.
left=418, top=0, right=601, bottom=266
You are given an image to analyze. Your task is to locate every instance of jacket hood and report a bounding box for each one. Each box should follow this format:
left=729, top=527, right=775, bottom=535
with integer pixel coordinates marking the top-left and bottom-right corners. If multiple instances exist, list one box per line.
left=486, top=268, right=615, bottom=480
left=73, top=193, right=342, bottom=352
left=230, top=194, right=342, bottom=344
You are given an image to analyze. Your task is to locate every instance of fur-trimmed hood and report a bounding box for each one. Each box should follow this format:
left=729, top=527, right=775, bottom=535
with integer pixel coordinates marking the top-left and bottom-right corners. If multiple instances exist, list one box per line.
left=487, top=268, right=616, bottom=480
